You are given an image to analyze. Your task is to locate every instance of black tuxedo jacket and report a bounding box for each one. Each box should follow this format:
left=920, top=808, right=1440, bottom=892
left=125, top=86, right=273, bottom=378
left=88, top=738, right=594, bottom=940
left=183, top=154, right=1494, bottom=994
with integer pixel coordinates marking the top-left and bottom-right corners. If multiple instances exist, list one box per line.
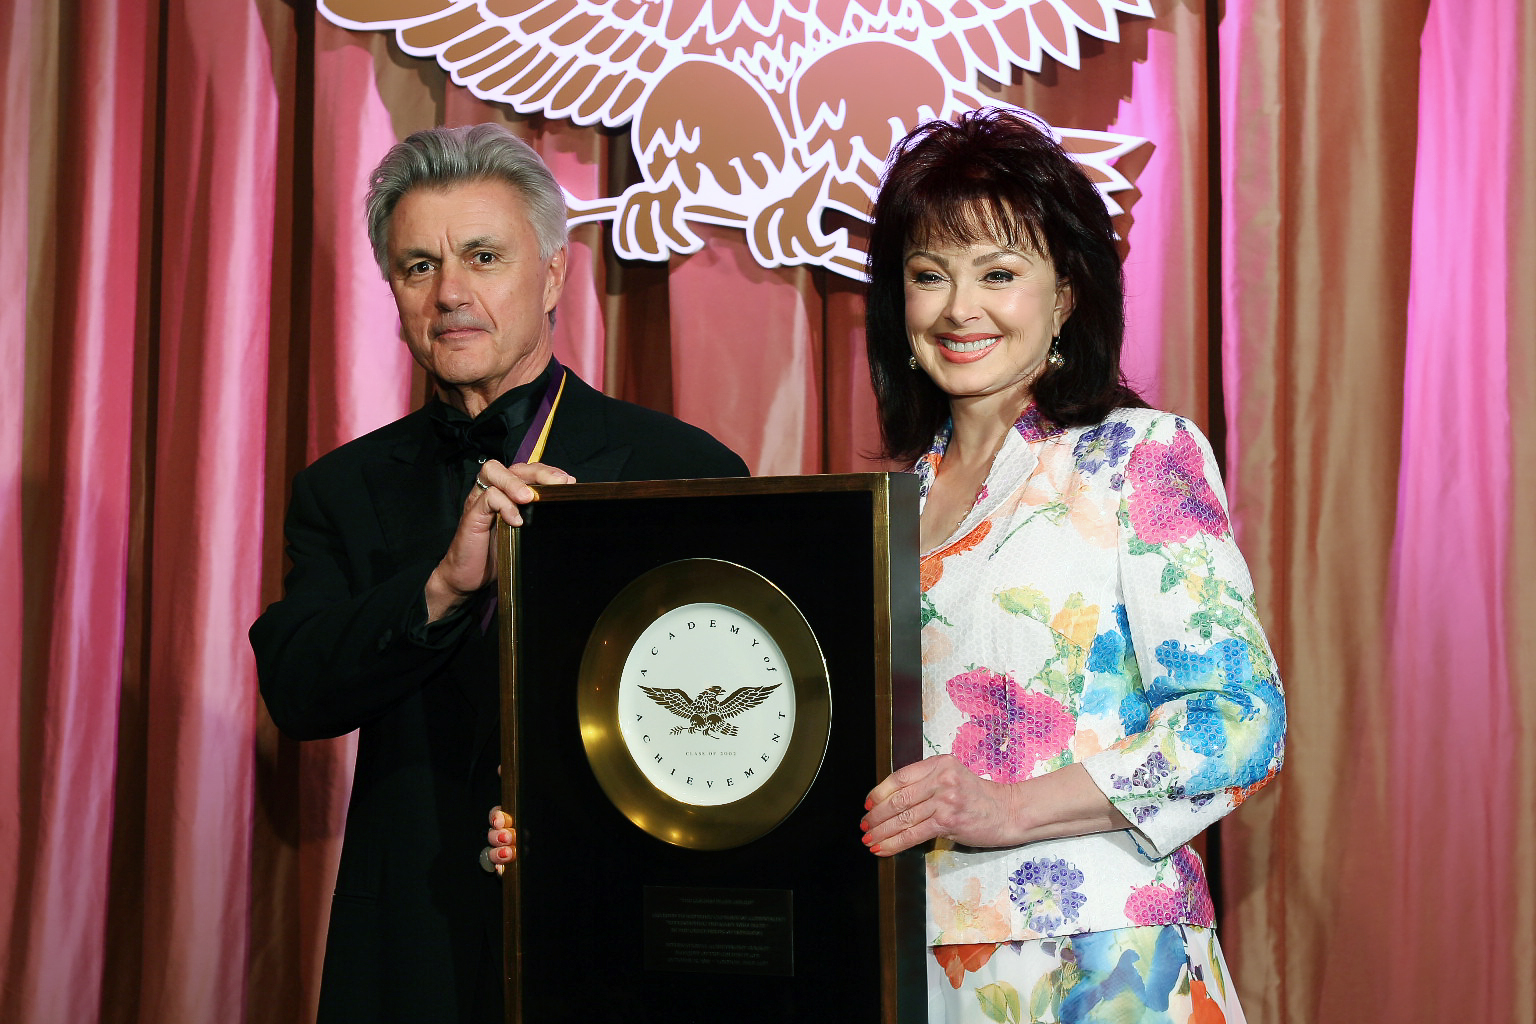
left=251, top=371, right=746, bottom=1022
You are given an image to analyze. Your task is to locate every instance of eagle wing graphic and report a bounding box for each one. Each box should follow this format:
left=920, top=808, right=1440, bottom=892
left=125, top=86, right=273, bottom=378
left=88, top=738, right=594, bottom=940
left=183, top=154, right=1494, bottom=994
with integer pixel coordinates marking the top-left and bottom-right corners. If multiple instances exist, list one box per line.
left=713, top=684, right=780, bottom=720
left=320, top=0, right=695, bottom=129
left=919, top=0, right=1155, bottom=81
left=320, top=0, right=1156, bottom=130
left=637, top=685, right=701, bottom=720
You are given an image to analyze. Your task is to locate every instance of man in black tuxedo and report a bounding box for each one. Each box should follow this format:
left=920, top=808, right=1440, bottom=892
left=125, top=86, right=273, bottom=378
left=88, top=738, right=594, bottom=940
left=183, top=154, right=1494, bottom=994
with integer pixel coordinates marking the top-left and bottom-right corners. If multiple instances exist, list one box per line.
left=250, top=124, right=746, bottom=1023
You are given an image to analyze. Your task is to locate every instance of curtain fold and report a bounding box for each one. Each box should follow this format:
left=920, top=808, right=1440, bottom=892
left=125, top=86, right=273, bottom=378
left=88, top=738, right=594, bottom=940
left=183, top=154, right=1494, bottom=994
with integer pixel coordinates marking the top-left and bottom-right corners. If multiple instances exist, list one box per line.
left=5, top=1, right=153, bottom=1020
left=0, top=0, right=30, bottom=996
left=994, top=4, right=1214, bottom=432
left=4, top=1, right=1534, bottom=1021
left=669, top=232, right=827, bottom=476
left=1217, top=2, right=1429, bottom=1021
left=128, top=2, right=291, bottom=1019
left=1371, top=2, right=1532, bottom=1019
left=1508, top=11, right=1536, bottom=1024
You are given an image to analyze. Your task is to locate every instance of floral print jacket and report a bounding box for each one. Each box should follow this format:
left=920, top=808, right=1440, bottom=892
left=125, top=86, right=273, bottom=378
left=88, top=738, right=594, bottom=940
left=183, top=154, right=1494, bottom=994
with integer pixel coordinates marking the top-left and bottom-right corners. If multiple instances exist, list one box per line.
left=916, top=405, right=1285, bottom=945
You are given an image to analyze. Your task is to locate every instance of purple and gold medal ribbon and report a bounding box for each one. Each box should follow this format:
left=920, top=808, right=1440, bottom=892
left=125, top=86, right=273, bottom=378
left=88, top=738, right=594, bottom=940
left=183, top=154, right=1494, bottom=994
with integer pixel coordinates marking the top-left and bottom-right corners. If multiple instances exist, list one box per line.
left=512, top=356, right=567, bottom=466
left=481, top=357, right=567, bottom=632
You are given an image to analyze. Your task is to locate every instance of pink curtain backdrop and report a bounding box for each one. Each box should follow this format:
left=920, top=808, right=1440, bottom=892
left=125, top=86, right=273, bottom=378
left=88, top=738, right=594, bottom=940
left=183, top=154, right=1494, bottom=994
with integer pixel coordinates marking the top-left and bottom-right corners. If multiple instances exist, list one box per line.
left=4, top=1, right=1533, bottom=1021
left=6, top=1, right=152, bottom=1020
left=1373, top=1, right=1531, bottom=1017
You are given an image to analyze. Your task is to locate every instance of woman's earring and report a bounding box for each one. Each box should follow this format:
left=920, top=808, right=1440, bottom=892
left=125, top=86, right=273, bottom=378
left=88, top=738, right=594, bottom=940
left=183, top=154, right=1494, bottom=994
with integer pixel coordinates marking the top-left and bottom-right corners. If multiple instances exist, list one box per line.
left=1046, top=336, right=1065, bottom=369
left=909, top=355, right=918, bottom=370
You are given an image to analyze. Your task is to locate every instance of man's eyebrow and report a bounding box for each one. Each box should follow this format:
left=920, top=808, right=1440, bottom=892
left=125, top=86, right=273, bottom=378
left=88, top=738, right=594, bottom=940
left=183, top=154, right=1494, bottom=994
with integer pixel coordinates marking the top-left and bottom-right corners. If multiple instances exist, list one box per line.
left=454, top=236, right=502, bottom=254
left=393, top=236, right=506, bottom=265
left=394, top=246, right=439, bottom=267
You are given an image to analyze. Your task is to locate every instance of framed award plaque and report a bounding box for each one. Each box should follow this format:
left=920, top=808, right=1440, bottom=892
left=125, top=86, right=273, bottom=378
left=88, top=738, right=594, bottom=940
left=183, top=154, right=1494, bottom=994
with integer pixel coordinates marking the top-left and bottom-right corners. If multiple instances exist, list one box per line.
left=497, top=474, right=924, bottom=1024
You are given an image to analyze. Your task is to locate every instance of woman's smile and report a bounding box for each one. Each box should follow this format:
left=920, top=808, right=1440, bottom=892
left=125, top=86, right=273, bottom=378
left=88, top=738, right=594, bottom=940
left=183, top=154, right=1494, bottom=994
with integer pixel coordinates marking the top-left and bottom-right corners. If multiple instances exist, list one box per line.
left=905, top=239, right=1073, bottom=408
left=937, top=332, right=1001, bottom=359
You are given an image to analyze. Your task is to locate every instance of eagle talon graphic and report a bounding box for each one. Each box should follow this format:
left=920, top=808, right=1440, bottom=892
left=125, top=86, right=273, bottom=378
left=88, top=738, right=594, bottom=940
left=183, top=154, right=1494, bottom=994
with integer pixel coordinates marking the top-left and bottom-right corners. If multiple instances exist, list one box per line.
left=321, top=0, right=1153, bottom=278
left=642, top=683, right=781, bottom=739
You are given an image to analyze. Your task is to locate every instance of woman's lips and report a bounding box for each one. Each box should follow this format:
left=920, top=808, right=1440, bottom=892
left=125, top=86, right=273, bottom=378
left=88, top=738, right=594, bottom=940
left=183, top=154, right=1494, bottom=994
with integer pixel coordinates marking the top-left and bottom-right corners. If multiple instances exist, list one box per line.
left=935, top=335, right=1000, bottom=363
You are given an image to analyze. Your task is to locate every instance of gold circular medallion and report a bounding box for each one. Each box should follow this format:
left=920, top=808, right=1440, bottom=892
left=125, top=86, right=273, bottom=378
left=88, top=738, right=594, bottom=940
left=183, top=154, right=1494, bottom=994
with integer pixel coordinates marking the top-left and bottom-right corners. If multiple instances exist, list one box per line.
left=577, top=559, right=831, bottom=850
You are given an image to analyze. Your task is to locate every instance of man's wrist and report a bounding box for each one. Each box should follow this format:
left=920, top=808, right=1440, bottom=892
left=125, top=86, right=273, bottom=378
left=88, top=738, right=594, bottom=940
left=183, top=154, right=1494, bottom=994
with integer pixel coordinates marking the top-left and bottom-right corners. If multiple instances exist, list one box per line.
left=424, top=565, right=473, bottom=624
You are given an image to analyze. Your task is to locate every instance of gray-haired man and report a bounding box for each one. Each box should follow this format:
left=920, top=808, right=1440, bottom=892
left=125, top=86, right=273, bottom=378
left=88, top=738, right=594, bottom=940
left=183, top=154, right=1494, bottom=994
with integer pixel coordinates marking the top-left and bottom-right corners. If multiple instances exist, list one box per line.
left=251, top=124, right=745, bottom=1022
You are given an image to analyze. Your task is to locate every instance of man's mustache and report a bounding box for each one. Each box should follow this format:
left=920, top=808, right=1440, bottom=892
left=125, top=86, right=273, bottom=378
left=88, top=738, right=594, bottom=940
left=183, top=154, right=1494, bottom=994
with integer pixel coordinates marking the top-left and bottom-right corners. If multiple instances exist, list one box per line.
left=431, top=315, right=492, bottom=337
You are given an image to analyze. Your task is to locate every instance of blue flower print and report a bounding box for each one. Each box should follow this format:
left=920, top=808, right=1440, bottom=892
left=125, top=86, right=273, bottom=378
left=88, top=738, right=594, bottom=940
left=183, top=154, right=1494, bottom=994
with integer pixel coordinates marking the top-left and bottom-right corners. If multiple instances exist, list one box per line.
left=1085, top=606, right=1149, bottom=734
left=1009, top=856, right=1088, bottom=932
left=1149, top=638, right=1287, bottom=792
left=1074, top=420, right=1137, bottom=475
left=1085, top=605, right=1133, bottom=675
left=1059, top=927, right=1187, bottom=1019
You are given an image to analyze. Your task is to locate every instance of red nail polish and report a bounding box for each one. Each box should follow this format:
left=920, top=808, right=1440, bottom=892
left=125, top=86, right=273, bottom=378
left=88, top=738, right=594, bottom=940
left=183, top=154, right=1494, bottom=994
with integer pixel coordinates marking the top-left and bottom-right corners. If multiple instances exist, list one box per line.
left=862, top=833, right=873, bottom=846
left=869, top=844, right=883, bottom=855
left=864, top=797, right=873, bottom=811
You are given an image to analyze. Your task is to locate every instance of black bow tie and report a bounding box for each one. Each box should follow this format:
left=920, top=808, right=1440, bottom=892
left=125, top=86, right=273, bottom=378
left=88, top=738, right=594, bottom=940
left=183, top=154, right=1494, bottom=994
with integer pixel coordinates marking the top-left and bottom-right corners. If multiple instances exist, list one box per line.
left=430, top=411, right=510, bottom=465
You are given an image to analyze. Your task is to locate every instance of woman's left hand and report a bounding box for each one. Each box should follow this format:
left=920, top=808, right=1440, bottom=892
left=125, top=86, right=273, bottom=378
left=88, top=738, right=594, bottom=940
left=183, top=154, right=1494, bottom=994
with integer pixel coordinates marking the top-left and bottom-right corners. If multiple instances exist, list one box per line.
left=860, top=757, right=1129, bottom=857
left=480, top=806, right=516, bottom=876
left=860, top=754, right=1025, bottom=856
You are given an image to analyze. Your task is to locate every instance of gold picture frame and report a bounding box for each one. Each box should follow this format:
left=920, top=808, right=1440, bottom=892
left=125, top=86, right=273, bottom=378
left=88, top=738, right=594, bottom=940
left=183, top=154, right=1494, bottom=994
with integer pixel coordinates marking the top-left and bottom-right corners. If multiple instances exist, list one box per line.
left=576, top=558, right=832, bottom=851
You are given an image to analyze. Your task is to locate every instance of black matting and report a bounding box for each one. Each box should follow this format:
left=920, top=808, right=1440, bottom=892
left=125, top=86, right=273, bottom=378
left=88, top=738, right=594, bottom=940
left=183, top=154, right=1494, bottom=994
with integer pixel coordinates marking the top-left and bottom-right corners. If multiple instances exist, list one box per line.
left=500, top=474, right=925, bottom=1024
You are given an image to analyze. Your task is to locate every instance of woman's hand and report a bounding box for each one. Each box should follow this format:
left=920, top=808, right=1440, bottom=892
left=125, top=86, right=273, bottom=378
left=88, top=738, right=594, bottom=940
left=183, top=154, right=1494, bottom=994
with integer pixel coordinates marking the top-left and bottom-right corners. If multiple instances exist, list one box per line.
left=860, top=757, right=1130, bottom=857
left=860, top=754, right=1026, bottom=856
left=481, top=805, right=516, bottom=876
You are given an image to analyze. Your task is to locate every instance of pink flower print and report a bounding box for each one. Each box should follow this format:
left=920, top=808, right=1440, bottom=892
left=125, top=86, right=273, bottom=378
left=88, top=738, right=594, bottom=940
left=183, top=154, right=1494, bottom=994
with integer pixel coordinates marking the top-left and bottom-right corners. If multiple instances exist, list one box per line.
left=1172, top=847, right=1215, bottom=925
left=945, top=669, right=1076, bottom=783
left=1124, top=882, right=1184, bottom=926
left=1123, top=847, right=1215, bottom=926
left=1125, top=425, right=1230, bottom=544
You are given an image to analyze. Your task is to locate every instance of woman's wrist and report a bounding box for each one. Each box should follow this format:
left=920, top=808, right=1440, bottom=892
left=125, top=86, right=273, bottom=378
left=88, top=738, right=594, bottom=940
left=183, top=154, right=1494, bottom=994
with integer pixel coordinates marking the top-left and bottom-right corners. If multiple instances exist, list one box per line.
left=1007, top=764, right=1129, bottom=846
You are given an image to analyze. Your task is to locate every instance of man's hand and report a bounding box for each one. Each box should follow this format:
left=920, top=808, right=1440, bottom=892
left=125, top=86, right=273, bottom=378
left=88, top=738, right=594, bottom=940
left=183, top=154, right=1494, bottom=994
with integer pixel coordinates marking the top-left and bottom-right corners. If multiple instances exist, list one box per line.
left=425, top=460, right=575, bottom=623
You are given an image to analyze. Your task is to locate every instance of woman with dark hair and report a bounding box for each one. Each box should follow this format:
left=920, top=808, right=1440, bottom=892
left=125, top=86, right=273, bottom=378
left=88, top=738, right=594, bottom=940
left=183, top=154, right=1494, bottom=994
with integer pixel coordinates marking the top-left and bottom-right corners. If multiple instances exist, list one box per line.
left=857, top=108, right=1285, bottom=1022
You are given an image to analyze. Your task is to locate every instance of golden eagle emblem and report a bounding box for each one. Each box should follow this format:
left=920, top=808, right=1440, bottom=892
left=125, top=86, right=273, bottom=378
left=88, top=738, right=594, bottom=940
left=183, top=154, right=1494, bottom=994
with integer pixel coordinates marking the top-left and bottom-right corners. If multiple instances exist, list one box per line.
left=639, top=683, right=781, bottom=737
left=320, top=0, right=1149, bottom=278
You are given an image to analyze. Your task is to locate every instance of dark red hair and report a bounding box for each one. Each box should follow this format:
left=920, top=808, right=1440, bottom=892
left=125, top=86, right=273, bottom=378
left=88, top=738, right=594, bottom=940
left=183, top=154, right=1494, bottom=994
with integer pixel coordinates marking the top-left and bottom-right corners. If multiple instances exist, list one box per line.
left=865, top=108, right=1145, bottom=462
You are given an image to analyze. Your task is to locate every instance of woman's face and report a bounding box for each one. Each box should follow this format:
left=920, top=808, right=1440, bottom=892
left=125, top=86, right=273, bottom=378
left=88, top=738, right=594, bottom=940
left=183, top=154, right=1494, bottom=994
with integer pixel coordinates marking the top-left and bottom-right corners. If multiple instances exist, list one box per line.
left=903, top=235, right=1073, bottom=414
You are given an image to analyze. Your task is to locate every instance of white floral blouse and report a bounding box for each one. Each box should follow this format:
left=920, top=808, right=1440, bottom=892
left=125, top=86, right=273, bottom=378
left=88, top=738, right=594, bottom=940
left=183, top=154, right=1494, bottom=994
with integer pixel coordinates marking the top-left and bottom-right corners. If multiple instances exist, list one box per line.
left=915, top=404, right=1285, bottom=945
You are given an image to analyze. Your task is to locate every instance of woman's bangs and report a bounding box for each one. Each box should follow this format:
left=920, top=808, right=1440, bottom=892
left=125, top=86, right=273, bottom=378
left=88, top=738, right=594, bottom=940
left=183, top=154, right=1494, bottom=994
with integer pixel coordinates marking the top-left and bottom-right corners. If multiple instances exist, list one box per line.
left=906, top=187, right=1046, bottom=257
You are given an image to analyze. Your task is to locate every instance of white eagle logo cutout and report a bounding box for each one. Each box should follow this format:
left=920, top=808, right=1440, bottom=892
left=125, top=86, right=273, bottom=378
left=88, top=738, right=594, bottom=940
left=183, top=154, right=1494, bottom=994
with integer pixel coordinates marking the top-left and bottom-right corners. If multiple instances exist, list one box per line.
left=321, top=0, right=1151, bottom=279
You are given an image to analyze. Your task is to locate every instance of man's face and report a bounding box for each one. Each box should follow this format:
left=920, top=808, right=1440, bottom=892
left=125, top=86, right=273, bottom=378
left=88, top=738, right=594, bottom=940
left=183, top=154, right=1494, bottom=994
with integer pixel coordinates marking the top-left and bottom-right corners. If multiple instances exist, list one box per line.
left=386, top=179, right=567, bottom=407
